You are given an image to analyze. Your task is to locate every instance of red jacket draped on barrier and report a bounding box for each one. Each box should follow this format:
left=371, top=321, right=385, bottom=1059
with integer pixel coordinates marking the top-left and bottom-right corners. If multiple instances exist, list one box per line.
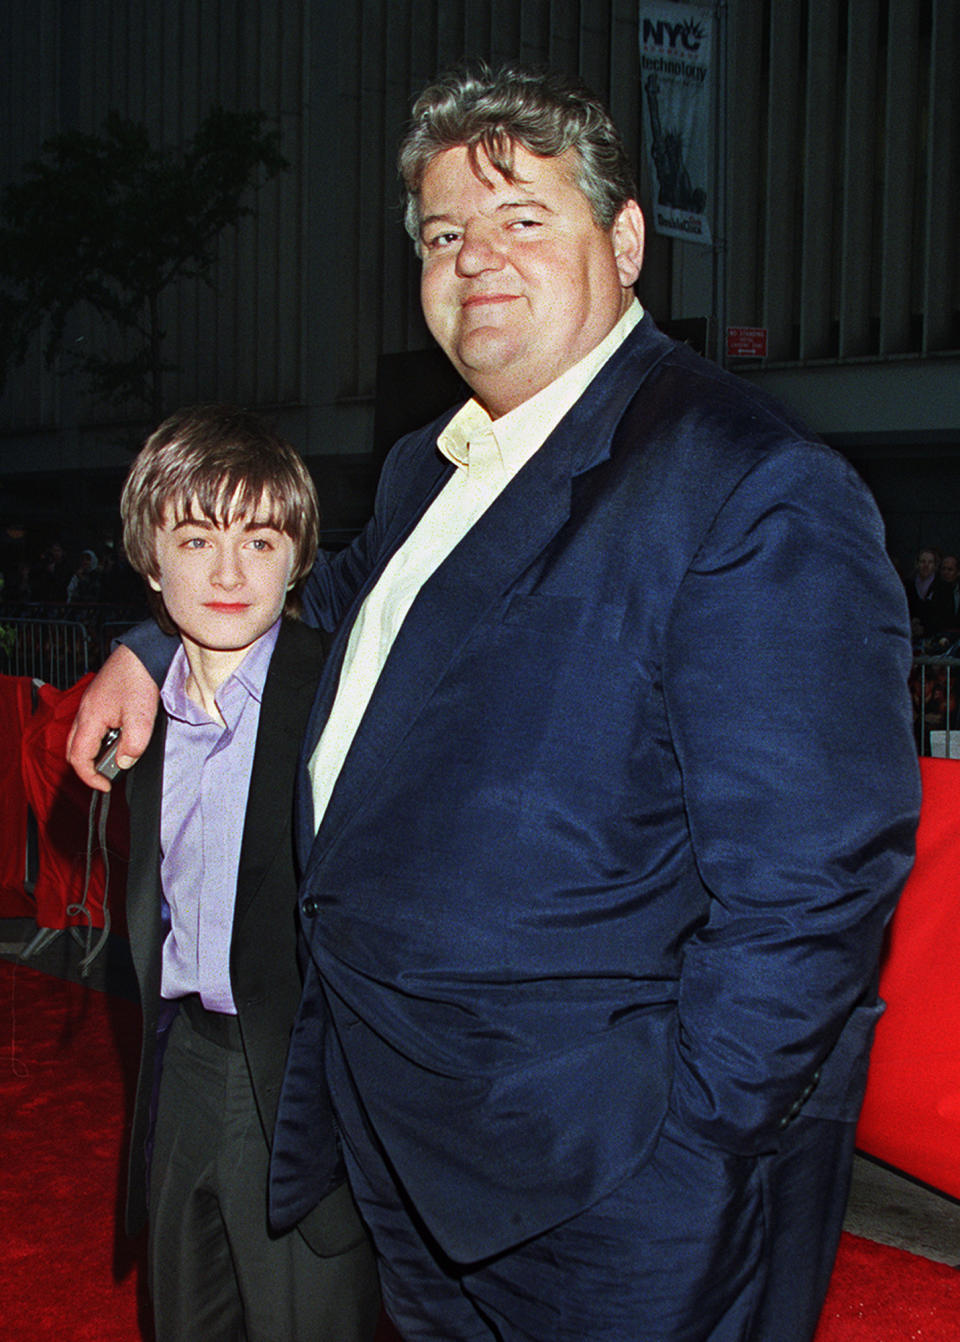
left=856, top=755, right=960, bottom=1198
left=0, top=676, right=34, bottom=917
left=18, top=674, right=129, bottom=938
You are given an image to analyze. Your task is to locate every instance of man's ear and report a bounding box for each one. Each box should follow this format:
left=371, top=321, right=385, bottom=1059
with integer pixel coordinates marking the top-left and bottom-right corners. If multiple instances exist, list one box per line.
left=147, top=574, right=162, bottom=593
left=611, top=200, right=645, bottom=287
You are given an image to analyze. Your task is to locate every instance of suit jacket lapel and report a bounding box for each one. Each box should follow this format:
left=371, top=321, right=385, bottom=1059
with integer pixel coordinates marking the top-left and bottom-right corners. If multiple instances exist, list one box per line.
left=235, top=621, right=328, bottom=928
left=126, top=624, right=327, bottom=970
left=294, top=434, right=455, bottom=862
left=124, top=715, right=167, bottom=994
left=308, top=315, right=675, bottom=862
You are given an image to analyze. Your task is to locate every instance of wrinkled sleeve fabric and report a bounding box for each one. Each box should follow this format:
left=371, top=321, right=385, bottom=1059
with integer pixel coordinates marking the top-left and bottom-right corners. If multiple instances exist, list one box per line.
left=662, top=440, right=920, bottom=1155
left=117, top=622, right=179, bottom=685
left=300, top=428, right=434, bottom=632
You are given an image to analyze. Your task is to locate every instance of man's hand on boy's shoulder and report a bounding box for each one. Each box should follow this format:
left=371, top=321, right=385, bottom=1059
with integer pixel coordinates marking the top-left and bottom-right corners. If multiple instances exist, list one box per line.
left=67, top=644, right=161, bottom=790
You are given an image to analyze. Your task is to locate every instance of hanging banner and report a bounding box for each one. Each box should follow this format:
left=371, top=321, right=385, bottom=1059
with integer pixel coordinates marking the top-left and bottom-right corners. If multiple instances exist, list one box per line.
left=638, top=2, right=715, bottom=244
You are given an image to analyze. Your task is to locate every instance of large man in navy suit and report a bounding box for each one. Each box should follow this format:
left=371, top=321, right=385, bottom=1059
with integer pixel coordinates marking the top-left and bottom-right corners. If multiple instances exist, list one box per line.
left=71, top=64, right=919, bottom=1342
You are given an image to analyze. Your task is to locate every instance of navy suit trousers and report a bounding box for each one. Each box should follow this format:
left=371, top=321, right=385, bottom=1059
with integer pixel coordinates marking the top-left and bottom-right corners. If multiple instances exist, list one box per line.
left=328, top=1024, right=855, bottom=1342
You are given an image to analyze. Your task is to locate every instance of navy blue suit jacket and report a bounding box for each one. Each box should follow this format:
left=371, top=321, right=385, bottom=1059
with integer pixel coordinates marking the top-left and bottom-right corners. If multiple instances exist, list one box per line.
left=267, top=315, right=919, bottom=1263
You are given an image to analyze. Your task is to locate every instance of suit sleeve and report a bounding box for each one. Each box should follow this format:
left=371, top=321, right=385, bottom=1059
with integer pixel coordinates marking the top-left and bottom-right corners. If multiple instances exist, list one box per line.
left=115, top=621, right=179, bottom=684
left=662, top=440, right=920, bottom=1154
left=300, top=427, right=434, bottom=631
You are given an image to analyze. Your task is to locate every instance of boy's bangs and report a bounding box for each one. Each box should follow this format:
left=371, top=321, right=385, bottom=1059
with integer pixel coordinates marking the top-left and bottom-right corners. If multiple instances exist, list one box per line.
left=170, top=472, right=294, bottom=535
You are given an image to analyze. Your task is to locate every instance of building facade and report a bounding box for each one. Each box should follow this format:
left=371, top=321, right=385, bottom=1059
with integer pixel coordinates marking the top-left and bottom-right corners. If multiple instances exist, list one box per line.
left=1, top=0, right=957, bottom=555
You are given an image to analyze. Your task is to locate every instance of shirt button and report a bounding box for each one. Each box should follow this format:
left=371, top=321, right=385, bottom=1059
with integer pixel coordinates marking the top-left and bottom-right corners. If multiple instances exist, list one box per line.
left=302, top=896, right=320, bottom=917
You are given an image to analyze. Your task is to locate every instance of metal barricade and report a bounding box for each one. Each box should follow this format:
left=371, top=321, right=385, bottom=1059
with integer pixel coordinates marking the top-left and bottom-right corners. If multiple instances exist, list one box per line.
left=0, top=616, right=92, bottom=687
left=0, top=603, right=148, bottom=689
left=911, top=654, right=960, bottom=757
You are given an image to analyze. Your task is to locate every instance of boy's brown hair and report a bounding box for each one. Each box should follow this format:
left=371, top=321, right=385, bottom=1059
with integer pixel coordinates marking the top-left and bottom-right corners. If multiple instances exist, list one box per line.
left=121, top=405, right=320, bottom=634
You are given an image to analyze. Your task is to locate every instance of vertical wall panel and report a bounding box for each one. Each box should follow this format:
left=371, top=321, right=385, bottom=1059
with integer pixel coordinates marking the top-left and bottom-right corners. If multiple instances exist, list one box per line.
left=436, top=3, right=466, bottom=65
left=462, top=0, right=493, bottom=58
left=548, top=0, right=581, bottom=71
left=725, top=0, right=764, bottom=331
left=579, top=0, right=613, bottom=97
left=354, top=0, right=389, bottom=398
left=923, top=0, right=960, bottom=353
left=879, top=0, right=919, bottom=354
left=723, top=0, right=958, bottom=369
left=2, top=0, right=958, bottom=466
left=798, top=0, right=840, bottom=360
left=610, top=0, right=643, bottom=184
left=300, top=0, right=346, bottom=438
left=762, top=1, right=803, bottom=360
left=232, top=0, right=263, bottom=405
left=838, top=0, right=879, bottom=358
left=520, top=0, right=553, bottom=60
left=379, top=0, right=417, bottom=362
left=489, top=0, right=525, bottom=66
left=278, top=4, right=308, bottom=404
left=253, top=0, right=281, bottom=404
left=0, top=0, right=61, bottom=429
left=139, top=4, right=164, bottom=146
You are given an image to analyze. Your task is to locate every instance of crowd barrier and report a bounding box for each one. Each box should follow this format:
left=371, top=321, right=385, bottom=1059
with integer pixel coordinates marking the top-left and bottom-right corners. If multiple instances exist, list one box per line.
left=1, top=616, right=91, bottom=687
left=0, top=601, right=146, bottom=689
left=911, top=653, right=960, bottom=757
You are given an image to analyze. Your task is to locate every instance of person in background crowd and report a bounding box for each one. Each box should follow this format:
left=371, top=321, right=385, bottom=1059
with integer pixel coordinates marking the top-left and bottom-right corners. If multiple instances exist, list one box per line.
left=12, top=558, right=32, bottom=602
left=928, top=552, right=960, bottom=638
left=99, top=536, right=150, bottom=606
left=66, top=548, right=101, bottom=604
left=31, top=540, right=72, bottom=603
left=905, top=546, right=940, bottom=637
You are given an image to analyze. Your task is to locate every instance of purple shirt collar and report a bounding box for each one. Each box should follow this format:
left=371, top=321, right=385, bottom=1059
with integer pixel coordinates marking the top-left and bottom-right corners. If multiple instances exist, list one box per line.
left=161, top=617, right=281, bottom=724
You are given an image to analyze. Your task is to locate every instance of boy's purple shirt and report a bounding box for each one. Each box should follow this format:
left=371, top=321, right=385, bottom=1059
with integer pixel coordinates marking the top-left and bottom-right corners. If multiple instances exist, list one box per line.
left=157, top=618, right=281, bottom=1013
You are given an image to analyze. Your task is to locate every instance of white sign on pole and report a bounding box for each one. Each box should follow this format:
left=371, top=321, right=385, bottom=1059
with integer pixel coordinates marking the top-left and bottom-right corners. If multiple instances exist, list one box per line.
left=638, top=3, right=715, bottom=244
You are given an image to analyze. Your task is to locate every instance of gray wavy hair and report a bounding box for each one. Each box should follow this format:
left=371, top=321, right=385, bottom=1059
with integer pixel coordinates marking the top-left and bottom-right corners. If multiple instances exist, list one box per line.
left=399, top=62, right=637, bottom=245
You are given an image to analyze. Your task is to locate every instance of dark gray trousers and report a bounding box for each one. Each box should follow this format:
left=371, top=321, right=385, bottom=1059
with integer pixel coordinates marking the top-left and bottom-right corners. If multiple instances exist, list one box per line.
left=149, top=1009, right=379, bottom=1342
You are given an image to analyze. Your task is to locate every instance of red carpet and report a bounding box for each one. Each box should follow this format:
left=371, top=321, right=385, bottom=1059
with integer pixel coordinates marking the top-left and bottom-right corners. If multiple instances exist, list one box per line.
left=0, top=959, right=400, bottom=1341
left=3, top=957, right=958, bottom=1341
left=0, top=959, right=151, bottom=1341
left=814, top=1232, right=960, bottom=1341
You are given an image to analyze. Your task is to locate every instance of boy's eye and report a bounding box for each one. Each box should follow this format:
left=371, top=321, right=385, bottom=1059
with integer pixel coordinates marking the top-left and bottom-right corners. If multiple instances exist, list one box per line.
left=245, top=530, right=284, bottom=551
left=181, top=536, right=208, bottom=550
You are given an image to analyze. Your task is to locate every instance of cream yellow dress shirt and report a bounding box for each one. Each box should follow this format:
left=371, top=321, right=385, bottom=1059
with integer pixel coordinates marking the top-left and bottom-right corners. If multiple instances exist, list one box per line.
left=309, top=300, right=643, bottom=829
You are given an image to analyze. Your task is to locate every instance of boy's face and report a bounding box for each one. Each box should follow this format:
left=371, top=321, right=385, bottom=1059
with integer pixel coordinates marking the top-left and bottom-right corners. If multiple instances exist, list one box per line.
left=149, top=497, right=297, bottom=663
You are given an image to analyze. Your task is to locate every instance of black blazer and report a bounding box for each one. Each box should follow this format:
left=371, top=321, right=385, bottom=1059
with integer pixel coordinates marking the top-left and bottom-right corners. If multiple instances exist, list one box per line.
left=123, top=618, right=364, bottom=1255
